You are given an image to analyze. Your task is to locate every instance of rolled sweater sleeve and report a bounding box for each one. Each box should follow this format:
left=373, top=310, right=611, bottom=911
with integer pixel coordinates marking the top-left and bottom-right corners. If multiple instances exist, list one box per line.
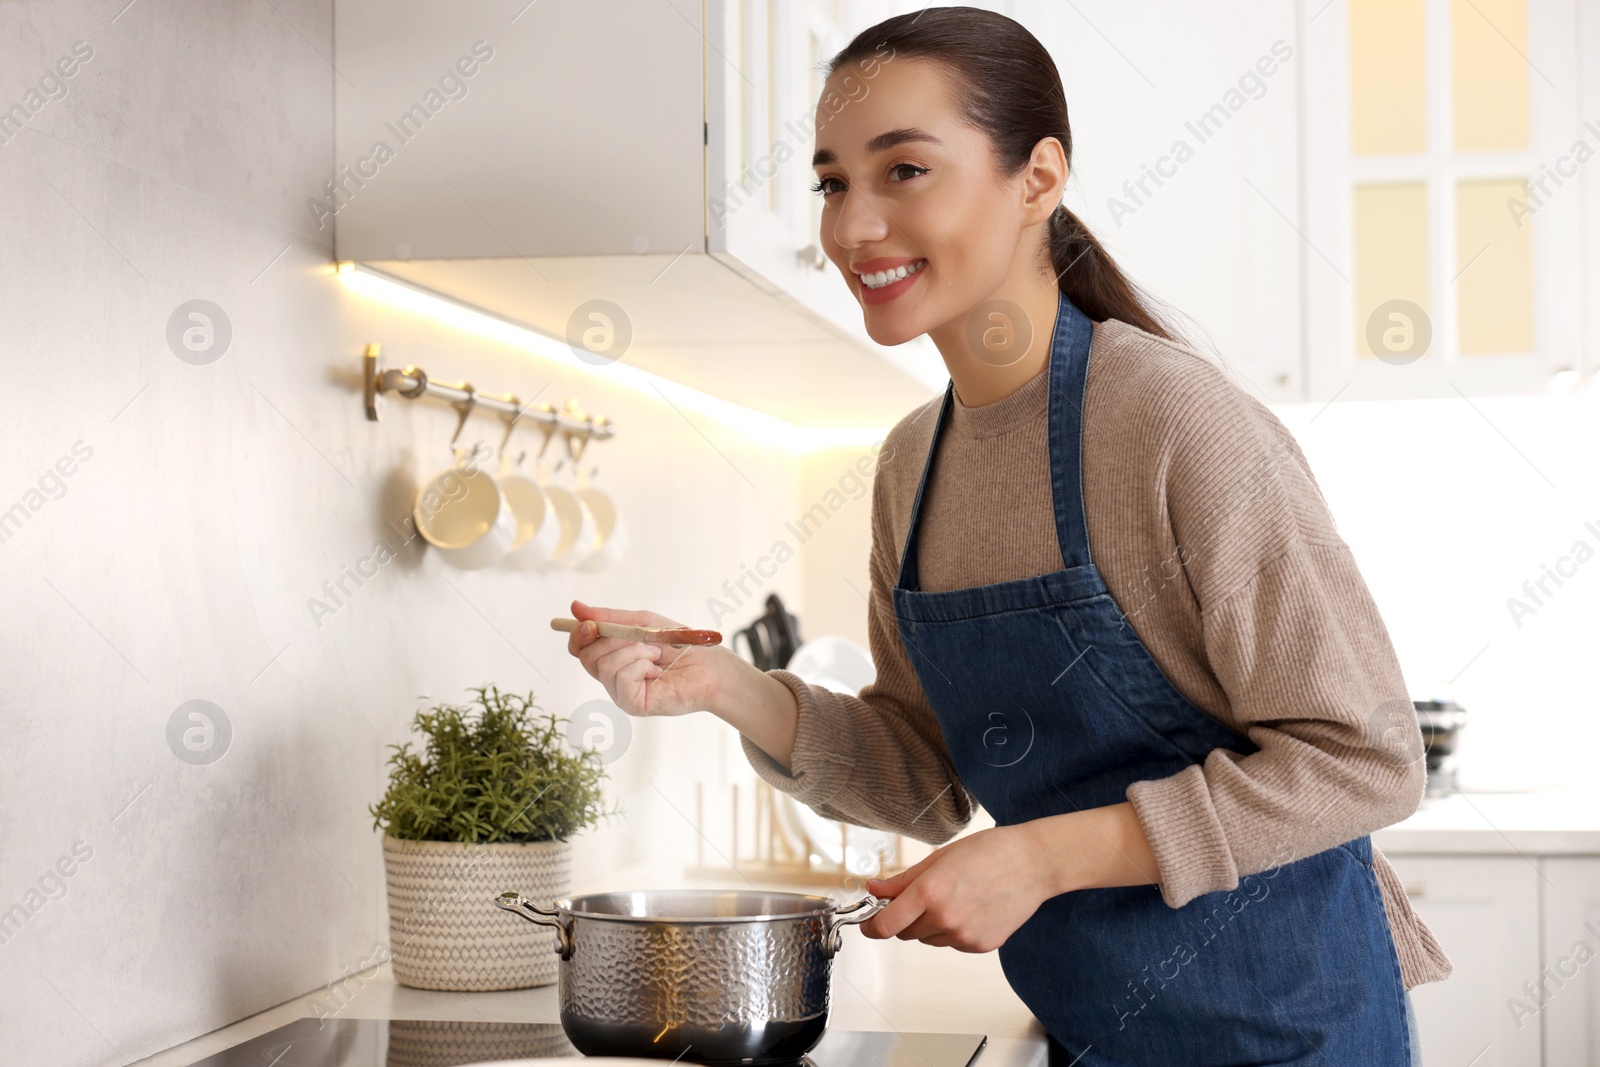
left=1123, top=375, right=1427, bottom=909
left=740, top=448, right=974, bottom=843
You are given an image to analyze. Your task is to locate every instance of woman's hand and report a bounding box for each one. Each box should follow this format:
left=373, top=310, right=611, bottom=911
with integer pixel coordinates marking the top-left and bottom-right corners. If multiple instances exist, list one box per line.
left=565, top=599, right=728, bottom=717
left=563, top=600, right=802, bottom=765
left=860, top=803, right=1160, bottom=952
left=860, top=824, right=1056, bottom=953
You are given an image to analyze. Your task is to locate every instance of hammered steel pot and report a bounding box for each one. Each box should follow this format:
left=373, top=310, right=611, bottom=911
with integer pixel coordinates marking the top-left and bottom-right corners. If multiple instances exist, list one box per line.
left=493, top=889, right=887, bottom=1066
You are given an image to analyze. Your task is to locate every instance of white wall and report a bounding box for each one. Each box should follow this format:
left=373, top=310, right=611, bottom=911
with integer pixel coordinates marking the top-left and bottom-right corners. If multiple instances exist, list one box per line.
left=1022, top=0, right=1305, bottom=403
left=1276, top=390, right=1600, bottom=792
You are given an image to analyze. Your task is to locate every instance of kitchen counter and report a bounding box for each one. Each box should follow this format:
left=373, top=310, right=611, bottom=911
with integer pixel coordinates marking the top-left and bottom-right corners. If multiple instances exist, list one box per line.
left=130, top=863, right=1046, bottom=1067
left=1372, top=784, right=1600, bottom=855
left=130, top=786, right=1600, bottom=1067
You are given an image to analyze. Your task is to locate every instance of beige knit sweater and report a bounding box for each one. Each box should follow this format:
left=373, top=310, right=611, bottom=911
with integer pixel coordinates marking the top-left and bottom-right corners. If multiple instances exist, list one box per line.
left=741, top=315, right=1452, bottom=990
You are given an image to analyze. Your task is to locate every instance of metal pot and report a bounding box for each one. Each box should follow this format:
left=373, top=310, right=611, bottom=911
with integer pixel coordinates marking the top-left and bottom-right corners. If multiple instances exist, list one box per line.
left=494, top=889, right=886, bottom=1066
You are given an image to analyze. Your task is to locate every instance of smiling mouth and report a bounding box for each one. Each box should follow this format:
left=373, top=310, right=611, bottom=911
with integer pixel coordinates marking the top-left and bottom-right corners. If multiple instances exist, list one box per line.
left=857, top=259, right=927, bottom=289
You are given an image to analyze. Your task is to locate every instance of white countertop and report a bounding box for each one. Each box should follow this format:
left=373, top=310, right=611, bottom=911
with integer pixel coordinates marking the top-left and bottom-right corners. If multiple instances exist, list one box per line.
left=1372, top=784, right=1600, bottom=855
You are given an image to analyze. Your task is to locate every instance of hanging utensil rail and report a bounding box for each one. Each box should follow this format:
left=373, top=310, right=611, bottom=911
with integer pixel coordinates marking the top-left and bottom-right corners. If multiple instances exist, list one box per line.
left=361, top=342, right=617, bottom=441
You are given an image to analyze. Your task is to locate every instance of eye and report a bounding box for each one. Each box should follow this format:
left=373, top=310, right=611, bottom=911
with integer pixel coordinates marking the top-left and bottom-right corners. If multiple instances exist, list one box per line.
left=888, top=163, right=929, bottom=183
left=810, top=176, right=846, bottom=196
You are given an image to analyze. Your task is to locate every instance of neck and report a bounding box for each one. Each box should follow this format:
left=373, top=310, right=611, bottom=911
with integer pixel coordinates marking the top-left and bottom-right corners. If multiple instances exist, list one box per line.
left=928, top=275, right=1064, bottom=407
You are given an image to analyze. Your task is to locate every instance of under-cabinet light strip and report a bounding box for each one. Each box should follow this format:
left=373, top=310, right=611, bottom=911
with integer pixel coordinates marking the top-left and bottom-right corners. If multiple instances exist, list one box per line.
left=336, top=262, right=892, bottom=452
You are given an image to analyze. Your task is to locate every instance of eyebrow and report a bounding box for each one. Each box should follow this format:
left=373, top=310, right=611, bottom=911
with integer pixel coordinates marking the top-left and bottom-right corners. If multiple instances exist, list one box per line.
left=812, top=127, right=944, bottom=168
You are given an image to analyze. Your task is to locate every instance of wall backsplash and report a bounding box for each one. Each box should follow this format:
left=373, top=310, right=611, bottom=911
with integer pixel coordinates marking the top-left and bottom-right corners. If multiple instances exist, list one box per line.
left=0, top=3, right=822, bottom=1064
left=1275, top=391, right=1600, bottom=794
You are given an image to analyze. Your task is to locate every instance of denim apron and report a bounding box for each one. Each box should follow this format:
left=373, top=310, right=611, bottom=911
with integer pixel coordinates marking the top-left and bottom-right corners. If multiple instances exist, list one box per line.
left=891, top=292, right=1410, bottom=1066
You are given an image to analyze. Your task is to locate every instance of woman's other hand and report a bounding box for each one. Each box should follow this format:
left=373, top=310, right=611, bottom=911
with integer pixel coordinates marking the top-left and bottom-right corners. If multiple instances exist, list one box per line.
left=861, top=824, right=1055, bottom=953
left=860, top=803, right=1159, bottom=952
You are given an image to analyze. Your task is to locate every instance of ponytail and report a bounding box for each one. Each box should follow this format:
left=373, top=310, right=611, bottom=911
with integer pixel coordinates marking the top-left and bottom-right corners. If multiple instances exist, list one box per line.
left=1047, top=204, right=1186, bottom=342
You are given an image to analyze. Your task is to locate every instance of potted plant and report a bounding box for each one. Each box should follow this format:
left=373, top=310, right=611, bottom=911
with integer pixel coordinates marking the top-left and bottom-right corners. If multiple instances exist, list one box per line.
left=371, top=685, right=611, bottom=991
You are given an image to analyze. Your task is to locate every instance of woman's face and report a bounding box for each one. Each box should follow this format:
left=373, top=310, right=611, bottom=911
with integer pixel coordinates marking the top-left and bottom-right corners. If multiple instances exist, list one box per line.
left=811, top=57, right=1050, bottom=347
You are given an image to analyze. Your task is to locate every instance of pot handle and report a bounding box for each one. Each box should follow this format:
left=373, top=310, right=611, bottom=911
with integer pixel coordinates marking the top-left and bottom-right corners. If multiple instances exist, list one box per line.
left=825, top=894, right=887, bottom=958
left=495, top=891, right=574, bottom=960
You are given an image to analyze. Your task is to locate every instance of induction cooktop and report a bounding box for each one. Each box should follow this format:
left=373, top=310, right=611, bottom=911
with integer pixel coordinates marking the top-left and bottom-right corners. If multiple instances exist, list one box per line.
left=180, top=1018, right=988, bottom=1067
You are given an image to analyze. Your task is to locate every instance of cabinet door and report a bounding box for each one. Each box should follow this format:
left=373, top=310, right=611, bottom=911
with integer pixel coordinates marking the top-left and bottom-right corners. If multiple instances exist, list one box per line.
left=1543, top=858, right=1600, bottom=1066
left=334, top=0, right=705, bottom=260
left=705, top=0, right=945, bottom=391
left=706, top=0, right=840, bottom=305
left=1385, top=855, right=1541, bottom=1067
left=1301, top=0, right=1584, bottom=402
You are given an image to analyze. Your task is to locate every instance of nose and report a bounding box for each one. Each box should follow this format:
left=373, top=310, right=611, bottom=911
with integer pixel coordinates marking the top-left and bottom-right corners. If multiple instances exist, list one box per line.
left=830, top=188, right=891, bottom=252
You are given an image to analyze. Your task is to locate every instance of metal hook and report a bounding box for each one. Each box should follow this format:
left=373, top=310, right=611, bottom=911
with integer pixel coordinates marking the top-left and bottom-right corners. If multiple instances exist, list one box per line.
left=462, top=438, right=493, bottom=471
left=534, top=402, right=560, bottom=459
left=497, top=396, right=523, bottom=457
left=561, top=397, right=593, bottom=466
left=449, top=382, right=477, bottom=449
left=564, top=420, right=593, bottom=466
left=575, top=415, right=610, bottom=471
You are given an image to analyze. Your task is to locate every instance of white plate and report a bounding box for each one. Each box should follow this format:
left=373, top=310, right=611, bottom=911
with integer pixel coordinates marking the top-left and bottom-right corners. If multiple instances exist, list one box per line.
left=786, top=635, right=874, bottom=694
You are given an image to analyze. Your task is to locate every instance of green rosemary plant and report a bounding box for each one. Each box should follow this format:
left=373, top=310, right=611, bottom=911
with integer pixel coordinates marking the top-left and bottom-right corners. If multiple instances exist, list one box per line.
left=371, top=685, right=612, bottom=844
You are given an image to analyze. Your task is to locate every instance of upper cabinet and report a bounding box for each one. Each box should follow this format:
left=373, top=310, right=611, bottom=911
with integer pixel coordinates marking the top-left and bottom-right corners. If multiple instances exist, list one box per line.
left=1302, top=0, right=1587, bottom=402
left=331, top=0, right=943, bottom=429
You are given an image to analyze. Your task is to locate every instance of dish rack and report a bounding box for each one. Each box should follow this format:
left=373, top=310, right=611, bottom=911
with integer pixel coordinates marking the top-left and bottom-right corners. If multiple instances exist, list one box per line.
left=686, top=780, right=910, bottom=888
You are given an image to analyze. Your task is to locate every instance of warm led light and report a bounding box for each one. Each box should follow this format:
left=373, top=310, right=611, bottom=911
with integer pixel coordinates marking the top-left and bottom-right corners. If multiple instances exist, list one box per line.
left=337, top=263, right=890, bottom=451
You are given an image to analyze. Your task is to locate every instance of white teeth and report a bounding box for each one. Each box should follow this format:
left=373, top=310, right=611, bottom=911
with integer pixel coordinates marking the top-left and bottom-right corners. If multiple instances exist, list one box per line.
left=859, top=259, right=925, bottom=289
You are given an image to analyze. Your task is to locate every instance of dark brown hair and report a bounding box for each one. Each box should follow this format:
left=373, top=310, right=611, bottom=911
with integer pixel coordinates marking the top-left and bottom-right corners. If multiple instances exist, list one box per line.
left=827, top=6, right=1191, bottom=344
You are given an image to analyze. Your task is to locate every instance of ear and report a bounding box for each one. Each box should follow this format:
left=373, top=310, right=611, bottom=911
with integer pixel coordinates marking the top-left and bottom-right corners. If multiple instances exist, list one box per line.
left=1020, top=136, right=1068, bottom=228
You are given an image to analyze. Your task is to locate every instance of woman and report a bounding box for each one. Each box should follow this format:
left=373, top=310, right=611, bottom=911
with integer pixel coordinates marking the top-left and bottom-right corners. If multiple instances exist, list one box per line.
left=565, top=8, right=1450, bottom=1065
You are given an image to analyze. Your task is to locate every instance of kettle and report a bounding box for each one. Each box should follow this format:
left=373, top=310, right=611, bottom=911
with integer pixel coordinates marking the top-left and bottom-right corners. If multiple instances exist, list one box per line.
left=733, top=594, right=803, bottom=671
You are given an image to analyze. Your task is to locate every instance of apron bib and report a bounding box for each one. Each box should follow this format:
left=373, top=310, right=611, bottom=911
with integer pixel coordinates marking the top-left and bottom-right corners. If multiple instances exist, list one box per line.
left=891, top=292, right=1409, bottom=1066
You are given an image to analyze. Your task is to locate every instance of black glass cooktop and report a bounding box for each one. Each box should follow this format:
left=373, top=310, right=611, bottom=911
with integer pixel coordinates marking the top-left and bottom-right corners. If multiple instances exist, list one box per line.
left=182, top=1018, right=987, bottom=1067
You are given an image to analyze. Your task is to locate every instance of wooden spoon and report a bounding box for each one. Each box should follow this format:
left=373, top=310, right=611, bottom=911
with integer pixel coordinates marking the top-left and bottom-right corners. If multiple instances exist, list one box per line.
left=550, top=617, right=723, bottom=646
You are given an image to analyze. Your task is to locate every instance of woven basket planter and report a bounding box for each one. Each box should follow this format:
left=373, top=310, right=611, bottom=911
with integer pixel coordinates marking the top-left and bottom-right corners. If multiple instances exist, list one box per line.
left=382, top=835, right=570, bottom=991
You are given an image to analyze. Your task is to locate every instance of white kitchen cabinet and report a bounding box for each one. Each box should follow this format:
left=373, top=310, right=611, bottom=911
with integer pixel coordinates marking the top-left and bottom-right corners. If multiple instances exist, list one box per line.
left=1542, top=858, right=1600, bottom=1066
left=706, top=1, right=851, bottom=334
left=704, top=0, right=930, bottom=378
left=1385, top=854, right=1543, bottom=1066
left=331, top=0, right=943, bottom=427
left=1300, top=0, right=1587, bottom=403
